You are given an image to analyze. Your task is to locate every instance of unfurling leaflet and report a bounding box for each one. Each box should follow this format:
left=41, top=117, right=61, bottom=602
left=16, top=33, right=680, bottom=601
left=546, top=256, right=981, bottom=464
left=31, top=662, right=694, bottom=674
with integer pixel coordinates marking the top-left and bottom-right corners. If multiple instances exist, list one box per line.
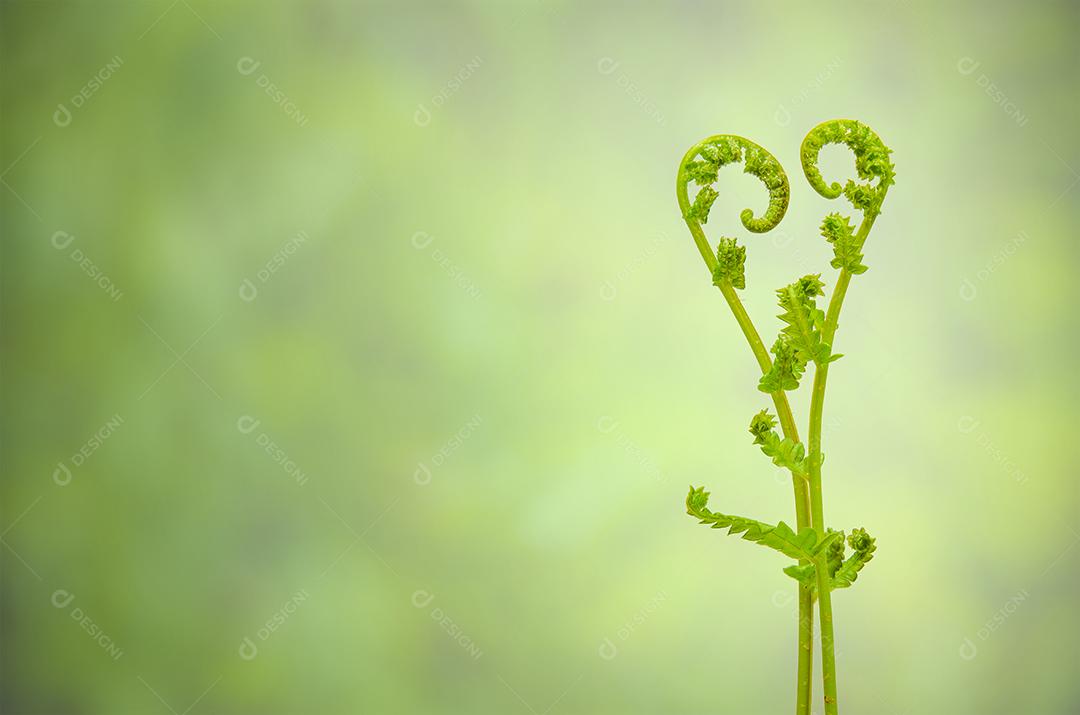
left=713, top=237, right=747, bottom=289
left=821, top=213, right=867, bottom=275
left=678, top=135, right=789, bottom=232
left=759, top=274, right=840, bottom=391
left=800, top=119, right=895, bottom=296
left=782, top=527, right=877, bottom=593
left=748, top=409, right=815, bottom=479
left=831, top=528, right=877, bottom=590
left=800, top=119, right=895, bottom=219
left=685, top=486, right=832, bottom=562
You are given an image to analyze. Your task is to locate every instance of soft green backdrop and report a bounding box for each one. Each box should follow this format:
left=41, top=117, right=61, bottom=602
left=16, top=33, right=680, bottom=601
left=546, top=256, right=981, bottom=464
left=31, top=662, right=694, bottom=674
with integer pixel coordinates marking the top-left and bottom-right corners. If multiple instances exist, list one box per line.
left=2, top=1, right=1077, bottom=713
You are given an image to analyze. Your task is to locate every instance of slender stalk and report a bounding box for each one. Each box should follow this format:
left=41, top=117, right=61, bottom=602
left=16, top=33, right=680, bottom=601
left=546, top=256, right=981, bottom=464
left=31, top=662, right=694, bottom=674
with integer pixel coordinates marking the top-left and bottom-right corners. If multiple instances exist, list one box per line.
left=806, top=209, right=882, bottom=715
left=795, top=590, right=815, bottom=715
left=679, top=121, right=895, bottom=715
left=677, top=138, right=817, bottom=715
left=715, top=280, right=814, bottom=715
left=815, top=556, right=838, bottom=714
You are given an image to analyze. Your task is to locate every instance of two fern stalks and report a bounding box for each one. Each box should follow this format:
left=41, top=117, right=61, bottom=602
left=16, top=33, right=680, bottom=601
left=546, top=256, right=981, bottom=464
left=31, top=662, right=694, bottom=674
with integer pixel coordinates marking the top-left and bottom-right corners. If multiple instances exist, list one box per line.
left=677, top=119, right=895, bottom=715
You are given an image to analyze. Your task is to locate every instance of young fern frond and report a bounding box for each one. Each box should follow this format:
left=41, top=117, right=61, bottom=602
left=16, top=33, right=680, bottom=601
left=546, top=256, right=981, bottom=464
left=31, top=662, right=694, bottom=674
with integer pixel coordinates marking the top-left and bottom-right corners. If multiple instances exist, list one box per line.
left=778, top=274, right=838, bottom=366
left=748, top=409, right=813, bottom=478
left=801, top=119, right=894, bottom=302
left=758, top=339, right=806, bottom=392
left=685, top=486, right=831, bottom=562
left=783, top=528, right=877, bottom=593
left=759, top=275, right=838, bottom=391
left=831, top=528, right=877, bottom=590
left=679, top=135, right=789, bottom=232
left=801, top=119, right=895, bottom=220
left=821, top=213, right=867, bottom=275
left=686, top=185, right=719, bottom=224
left=797, top=120, right=893, bottom=715
left=679, top=120, right=894, bottom=715
left=825, top=529, right=846, bottom=577
left=712, top=237, right=747, bottom=289
left=677, top=134, right=818, bottom=715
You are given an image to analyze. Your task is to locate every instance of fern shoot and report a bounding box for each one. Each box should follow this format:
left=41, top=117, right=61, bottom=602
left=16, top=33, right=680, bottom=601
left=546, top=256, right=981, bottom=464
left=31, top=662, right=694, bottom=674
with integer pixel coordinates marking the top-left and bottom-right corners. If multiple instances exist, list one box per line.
left=677, top=120, right=895, bottom=715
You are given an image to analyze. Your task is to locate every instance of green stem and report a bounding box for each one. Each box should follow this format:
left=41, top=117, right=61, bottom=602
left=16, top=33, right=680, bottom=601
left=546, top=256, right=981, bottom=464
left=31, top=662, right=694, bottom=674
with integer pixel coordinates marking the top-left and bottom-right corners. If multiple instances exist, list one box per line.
left=815, top=558, right=838, bottom=715
left=715, top=279, right=814, bottom=715
left=806, top=208, right=882, bottom=715
left=715, top=281, right=812, bottom=530
left=678, top=152, right=814, bottom=715
left=796, top=589, right=814, bottom=715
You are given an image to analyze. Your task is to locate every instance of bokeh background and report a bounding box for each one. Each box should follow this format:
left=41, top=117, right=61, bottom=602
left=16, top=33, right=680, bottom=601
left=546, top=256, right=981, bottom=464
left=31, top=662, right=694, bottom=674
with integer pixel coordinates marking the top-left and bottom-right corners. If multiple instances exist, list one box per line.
left=2, top=1, right=1077, bottom=713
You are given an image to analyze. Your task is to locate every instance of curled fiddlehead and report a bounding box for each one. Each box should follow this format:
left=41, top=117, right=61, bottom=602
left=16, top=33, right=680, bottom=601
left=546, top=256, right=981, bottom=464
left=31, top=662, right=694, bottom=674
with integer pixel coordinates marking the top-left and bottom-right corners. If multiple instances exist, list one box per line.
left=782, top=527, right=877, bottom=593
left=800, top=119, right=895, bottom=218
left=676, top=135, right=790, bottom=281
left=800, top=120, right=895, bottom=278
left=748, top=409, right=812, bottom=479
left=678, top=134, right=789, bottom=231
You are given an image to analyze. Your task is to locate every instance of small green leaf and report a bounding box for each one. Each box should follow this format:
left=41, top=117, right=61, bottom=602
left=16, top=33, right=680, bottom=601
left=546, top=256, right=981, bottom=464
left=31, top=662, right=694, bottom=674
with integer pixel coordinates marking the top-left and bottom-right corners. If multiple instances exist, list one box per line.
left=684, top=159, right=719, bottom=186
left=687, top=186, right=719, bottom=223
left=748, top=409, right=778, bottom=441
left=747, top=409, right=814, bottom=479
left=773, top=275, right=838, bottom=368
left=786, top=527, right=877, bottom=594
left=712, top=237, right=747, bottom=289
left=831, top=528, right=877, bottom=590
left=825, top=529, right=846, bottom=577
left=783, top=563, right=816, bottom=588
left=686, top=486, right=823, bottom=561
left=821, top=213, right=868, bottom=275
left=758, top=338, right=806, bottom=393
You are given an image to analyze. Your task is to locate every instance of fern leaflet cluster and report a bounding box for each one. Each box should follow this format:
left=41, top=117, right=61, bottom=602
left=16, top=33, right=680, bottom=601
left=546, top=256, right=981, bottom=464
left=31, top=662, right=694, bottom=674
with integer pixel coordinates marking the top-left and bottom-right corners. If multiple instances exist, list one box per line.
left=712, top=237, right=747, bottom=289
left=680, top=135, right=789, bottom=232
left=748, top=409, right=814, bottom=479
left=821, top=213, right=867, bottom=275
left=685, top=486, right=834, bottom=562
left=759, top=274, right=839, bottom=391
left=677, top=119, right=895, bottom=715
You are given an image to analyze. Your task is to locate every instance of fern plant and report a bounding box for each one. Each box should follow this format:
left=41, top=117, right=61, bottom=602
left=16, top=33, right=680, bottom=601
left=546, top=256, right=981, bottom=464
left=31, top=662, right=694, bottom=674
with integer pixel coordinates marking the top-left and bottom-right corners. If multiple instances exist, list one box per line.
left=676, top=121, right=894, bottom=715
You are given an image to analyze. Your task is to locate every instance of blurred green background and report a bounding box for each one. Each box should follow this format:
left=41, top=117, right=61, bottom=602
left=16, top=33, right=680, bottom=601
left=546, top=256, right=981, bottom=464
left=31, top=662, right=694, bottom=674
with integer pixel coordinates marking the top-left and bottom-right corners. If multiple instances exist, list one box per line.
left=2, top=1, right=1077, bottom=713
